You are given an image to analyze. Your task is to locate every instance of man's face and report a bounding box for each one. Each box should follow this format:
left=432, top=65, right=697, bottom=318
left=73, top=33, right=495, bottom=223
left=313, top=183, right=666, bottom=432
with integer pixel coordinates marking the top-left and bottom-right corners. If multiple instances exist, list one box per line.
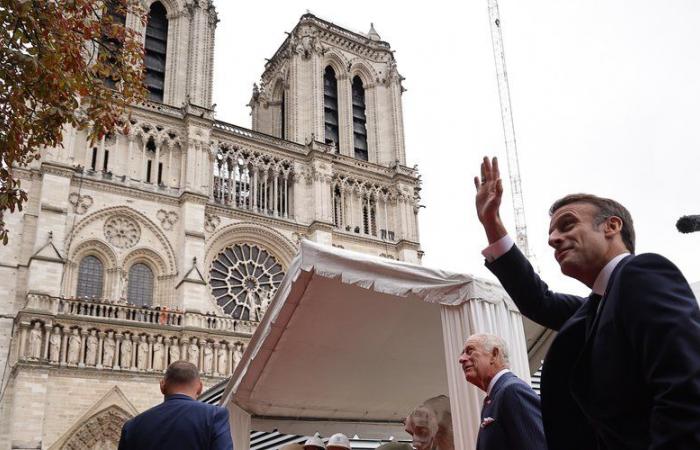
left=405, top=407, right=438, bottom=450
left=548, top=202, right=612, bottom=286
left=458, top=337, right=494, bottom=391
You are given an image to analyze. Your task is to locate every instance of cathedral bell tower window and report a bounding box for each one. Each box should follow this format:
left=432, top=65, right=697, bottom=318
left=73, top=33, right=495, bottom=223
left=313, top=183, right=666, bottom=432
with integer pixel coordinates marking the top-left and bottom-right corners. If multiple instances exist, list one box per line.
left=323, top=66, right=340, bottom=147
left=76, top=255, right=104, bottom=299
left=144, top=2, right=168, bottom=102
left=352, top=76, right=368, bottom=161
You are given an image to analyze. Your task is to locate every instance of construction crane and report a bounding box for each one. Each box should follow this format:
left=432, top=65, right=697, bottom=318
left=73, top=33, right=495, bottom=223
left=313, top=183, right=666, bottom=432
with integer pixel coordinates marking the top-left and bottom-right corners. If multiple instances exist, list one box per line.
left=486, top=0, right=534, bottom=261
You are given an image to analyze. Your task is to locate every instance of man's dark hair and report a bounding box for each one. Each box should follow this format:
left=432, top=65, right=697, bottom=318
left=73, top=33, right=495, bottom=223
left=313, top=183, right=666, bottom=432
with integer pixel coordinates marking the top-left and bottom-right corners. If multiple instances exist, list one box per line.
left=164, top=361, right=200, bottom=385
left=549, top=193, right=636, bottom=253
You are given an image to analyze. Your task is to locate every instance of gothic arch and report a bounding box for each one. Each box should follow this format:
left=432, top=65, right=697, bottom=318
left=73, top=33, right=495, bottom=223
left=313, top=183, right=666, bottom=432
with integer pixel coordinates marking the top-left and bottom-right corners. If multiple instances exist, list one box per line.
left=63, top=239, right=119, bottom=299
left=144, top=0, right=183, bottom=17
left=348, top=59, right=378, bottom=86
left=65, top=206, right=177, bottom=275
left=204, top=221, right=297, bottom=273
left=322, top=51, right=350, bottom=78
left=49, top=386, right=138, bottom=450
left=122, top=247, right=168, bottom=276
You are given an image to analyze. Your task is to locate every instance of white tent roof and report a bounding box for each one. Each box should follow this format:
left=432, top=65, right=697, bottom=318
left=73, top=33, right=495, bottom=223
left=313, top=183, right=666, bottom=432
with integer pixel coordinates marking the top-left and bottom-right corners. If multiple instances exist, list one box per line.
left=221, top=240, right=537, bottom=448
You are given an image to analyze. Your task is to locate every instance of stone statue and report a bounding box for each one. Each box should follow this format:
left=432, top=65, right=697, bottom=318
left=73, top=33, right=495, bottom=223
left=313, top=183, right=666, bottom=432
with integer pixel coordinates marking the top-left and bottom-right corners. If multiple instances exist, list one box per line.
left=49, top=327, right=61, bottom=363
left=152, top=336, right=164, bottom=371
left=121, top=334, right=133, bottom=368
left=103, top=331, right=115, bottom=368
left=404, top=395, right=454, bottom=450
left=85, top=330, right=98, bottom=366
left=233, top=342, right=244, bottom=369
left=28, top=322, right=43, bottom=359
left=169, top=338, right=180, bottom=363
left=217, top=343, right=228, bottom=375
left=136, top=335, right=148, bottom=370
left=67, top=329, right=81, bottom=365
left=203, top=342, right=213, bottom=374
left=188, top=338, right=200, bottom=367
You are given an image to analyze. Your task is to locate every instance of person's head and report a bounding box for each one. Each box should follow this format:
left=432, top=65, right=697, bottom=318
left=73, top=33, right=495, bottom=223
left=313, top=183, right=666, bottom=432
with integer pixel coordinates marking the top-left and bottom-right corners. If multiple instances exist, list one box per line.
left=458, top=334, right=509, bottom=392
left=303, top=434, right=326, bottom=450
left=404, top=395, right=452, bottom=450
left=326, top=433, right=350, bottom=450
left=377, top=443, right=413, bottom=450
left=160, top=361, right=203, bottom=399
left=548, top=194, right=634, bottom=287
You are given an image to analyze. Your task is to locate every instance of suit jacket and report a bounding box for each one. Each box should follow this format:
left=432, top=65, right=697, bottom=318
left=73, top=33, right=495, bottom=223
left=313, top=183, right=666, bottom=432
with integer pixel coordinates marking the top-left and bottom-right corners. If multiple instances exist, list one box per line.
left=118, top=394, right=233, bottom=450
left=476, top=371, right=547, bottom=450
left=487, top=247, right=700, bottom=450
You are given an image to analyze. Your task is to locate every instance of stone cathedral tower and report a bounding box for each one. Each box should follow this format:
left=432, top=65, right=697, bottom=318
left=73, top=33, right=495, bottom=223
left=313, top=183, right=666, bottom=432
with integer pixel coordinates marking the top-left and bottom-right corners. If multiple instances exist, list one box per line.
left=0, top=4, right=421, bottom=449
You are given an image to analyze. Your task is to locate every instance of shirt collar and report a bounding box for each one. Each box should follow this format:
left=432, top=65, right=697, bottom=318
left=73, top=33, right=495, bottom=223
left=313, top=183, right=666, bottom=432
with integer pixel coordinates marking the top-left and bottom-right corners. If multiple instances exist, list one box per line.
left=592, top=253, right=630, bottom=295
left=164, top=393, right=195, bottom=402
left=487, top=368, right=511, bottom=396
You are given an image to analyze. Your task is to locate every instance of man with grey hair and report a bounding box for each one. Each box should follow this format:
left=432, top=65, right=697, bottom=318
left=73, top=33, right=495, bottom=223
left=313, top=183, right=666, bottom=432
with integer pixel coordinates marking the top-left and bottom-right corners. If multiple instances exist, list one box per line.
left=459, top=333, right=546, bottom=450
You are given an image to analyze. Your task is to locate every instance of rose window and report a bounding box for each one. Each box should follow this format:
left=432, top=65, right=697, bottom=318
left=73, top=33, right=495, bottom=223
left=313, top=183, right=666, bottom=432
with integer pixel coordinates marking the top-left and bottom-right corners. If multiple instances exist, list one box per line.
left=209, top=243, right=285, bottom=320
left=104, top=216, right=141, bottom=249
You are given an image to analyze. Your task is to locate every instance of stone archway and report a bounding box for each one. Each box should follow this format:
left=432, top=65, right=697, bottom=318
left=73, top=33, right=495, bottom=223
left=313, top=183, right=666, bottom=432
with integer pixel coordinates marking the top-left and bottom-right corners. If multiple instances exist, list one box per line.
left=60, top=405, right=131, bottom=450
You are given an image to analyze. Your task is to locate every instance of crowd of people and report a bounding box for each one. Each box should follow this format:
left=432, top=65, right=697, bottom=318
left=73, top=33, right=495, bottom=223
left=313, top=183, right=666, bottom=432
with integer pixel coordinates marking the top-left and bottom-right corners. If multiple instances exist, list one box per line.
left=117, top=157, right=700, bottom=449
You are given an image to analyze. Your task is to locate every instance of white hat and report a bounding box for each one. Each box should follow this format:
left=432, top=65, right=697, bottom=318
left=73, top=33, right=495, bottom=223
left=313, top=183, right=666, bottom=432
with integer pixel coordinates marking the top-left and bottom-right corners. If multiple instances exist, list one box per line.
left=304, top=433, right=326, bottom=449
left=326, top=433, right=351, bottom=449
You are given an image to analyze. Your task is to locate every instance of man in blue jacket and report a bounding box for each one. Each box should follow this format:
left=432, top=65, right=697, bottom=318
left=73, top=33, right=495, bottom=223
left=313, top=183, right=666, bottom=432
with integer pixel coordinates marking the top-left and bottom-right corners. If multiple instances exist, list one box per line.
left=459, top=333, right=546, bottom=450
left=118, top=360, right=233, bottom=450
left=473, top=156, right=700, bottom=449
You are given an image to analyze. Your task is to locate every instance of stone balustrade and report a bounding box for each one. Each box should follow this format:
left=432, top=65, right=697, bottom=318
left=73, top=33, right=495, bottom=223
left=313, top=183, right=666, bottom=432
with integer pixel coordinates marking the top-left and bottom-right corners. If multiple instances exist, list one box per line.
left=24, top=294, right=246, bottom=333
left=16, top=295, right=252, bottom=377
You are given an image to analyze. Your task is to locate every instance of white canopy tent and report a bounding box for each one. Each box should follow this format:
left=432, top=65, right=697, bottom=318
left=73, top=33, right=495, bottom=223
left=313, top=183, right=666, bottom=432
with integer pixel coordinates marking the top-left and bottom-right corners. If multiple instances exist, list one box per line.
left=220, top=240, right=537, bottom=449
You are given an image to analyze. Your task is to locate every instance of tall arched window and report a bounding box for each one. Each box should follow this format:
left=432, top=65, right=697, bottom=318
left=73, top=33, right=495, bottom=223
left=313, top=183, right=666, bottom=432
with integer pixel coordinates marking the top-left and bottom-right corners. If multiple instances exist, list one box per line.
left=128, top=263, right=154, bottom=306
left=144, top=2, right=168, bottom=102
left=323, top=66, right=339, bottom=146
left=352, top=76, right=368, bottom=161
left=76, top=256, right=104, bottom=299
left=100, top=0, right=127, bottom=90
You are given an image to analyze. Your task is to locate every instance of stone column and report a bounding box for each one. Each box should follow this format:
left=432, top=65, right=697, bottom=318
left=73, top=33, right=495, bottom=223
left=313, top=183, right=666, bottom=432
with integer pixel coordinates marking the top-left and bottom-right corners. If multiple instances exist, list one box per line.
left=97, top=331, right=105, bottom=368
left=273, top=170, right=279, bottom=216
left=18, top=324, right=28, bottom=360
left=78, top=330, right=87, bottom=368
left=213, top=343, right=220, bottom=377
left=154, top=143, right=161, bottom=184
left=199, top=339, right=205, bottom=371
left=114, top=333, right=123, bottom=370
left=283, top=173, right=289, bottom=218
left=180, top=338, right=189, bottom=362
left=141, top=139, right=147, bottom=181
left=252, top=167, right=259, bottom=211
left=130, top=335, right=137, bottom=370
left=147, top=336, right=154, bottom=371
left=42, top=325, right=51, bottom=360
left=60, top=329, right=69, bottom=366
left=164, top=339, right=171, bottom=366
left=127, top=134, right=135, bottom=179
left=168, top=145, right=174, bottom=187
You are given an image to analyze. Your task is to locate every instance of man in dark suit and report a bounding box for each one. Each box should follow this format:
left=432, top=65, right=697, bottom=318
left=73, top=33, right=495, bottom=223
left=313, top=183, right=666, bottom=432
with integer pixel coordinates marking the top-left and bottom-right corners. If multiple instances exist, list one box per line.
left=459, top=333, right=546, bottom=450
left=473, top=156, right=700, bottom=450
left=118, top=360, right=233, bottom=450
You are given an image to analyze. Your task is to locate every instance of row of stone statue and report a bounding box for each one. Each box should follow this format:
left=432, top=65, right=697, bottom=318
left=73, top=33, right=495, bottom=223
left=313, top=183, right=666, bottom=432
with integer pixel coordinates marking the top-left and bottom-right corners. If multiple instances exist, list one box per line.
left=21, top=321, right=246, bottom=377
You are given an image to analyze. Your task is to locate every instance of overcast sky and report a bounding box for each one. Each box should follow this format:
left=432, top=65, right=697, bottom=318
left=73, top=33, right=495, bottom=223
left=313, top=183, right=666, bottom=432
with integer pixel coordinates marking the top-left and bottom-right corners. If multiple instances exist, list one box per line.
left=212, top=0, right=700, bottom=295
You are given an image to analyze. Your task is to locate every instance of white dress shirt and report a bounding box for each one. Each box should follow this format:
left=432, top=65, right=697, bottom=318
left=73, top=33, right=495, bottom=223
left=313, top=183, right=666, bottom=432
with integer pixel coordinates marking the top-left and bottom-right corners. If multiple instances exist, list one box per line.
left=487, top=368, right=511, bottom=396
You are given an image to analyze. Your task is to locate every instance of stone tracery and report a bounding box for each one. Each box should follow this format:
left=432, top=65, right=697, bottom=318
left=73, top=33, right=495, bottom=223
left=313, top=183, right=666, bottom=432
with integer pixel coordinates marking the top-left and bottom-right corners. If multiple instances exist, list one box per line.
left=209, top=243, right=284, bottom=321
left=104, top=216, right=141, bottom=249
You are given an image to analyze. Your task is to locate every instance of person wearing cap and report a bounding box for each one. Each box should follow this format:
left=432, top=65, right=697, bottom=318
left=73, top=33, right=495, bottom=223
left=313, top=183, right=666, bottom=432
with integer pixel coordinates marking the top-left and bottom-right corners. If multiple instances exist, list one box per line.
left=303, top=433, right=325, bottom=450
left=326, top=433, right=351, bottom=450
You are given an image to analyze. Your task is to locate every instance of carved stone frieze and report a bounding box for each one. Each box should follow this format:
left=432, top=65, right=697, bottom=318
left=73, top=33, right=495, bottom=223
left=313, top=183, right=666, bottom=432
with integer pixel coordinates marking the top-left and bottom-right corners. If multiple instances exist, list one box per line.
left=104, top=216, right=141, bottom=249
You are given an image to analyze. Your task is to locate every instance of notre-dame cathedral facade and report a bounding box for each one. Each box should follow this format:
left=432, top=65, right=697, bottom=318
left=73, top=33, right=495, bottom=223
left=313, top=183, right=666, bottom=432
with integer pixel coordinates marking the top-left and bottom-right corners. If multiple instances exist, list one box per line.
left=0, top=2, right=422, bottom=449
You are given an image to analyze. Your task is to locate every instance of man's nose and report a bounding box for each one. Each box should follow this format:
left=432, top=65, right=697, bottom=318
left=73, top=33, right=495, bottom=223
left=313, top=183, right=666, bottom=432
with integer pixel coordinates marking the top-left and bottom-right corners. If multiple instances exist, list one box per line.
left=548, top=230, right=562, bottom=248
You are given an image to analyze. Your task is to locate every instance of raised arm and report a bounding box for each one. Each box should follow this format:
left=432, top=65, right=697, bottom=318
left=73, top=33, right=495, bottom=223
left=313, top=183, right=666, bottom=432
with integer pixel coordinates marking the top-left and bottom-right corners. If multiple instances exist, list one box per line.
left=474, top=157, right=584, bottom=330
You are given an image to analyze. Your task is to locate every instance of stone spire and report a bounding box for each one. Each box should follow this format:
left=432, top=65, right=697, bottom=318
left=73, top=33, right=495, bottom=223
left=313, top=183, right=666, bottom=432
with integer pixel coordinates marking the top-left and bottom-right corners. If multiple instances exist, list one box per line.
left=367, top=23, right=381, bottom=41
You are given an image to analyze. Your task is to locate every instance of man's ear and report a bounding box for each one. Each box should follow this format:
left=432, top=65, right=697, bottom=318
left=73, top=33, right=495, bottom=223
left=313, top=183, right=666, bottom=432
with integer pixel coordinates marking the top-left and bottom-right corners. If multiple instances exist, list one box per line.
left=604, top=216, right=623, bottom=237
left=491, top=347, right=500, bottom=362
left=195, top=380, right=203, bottom=397
left=160, top=379, right=167, bottom=395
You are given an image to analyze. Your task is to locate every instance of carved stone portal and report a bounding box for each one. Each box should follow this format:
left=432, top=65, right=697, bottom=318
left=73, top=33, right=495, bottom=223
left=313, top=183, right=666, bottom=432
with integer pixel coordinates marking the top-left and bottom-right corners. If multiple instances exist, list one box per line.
left=60, top=405, right=131, bottom=450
